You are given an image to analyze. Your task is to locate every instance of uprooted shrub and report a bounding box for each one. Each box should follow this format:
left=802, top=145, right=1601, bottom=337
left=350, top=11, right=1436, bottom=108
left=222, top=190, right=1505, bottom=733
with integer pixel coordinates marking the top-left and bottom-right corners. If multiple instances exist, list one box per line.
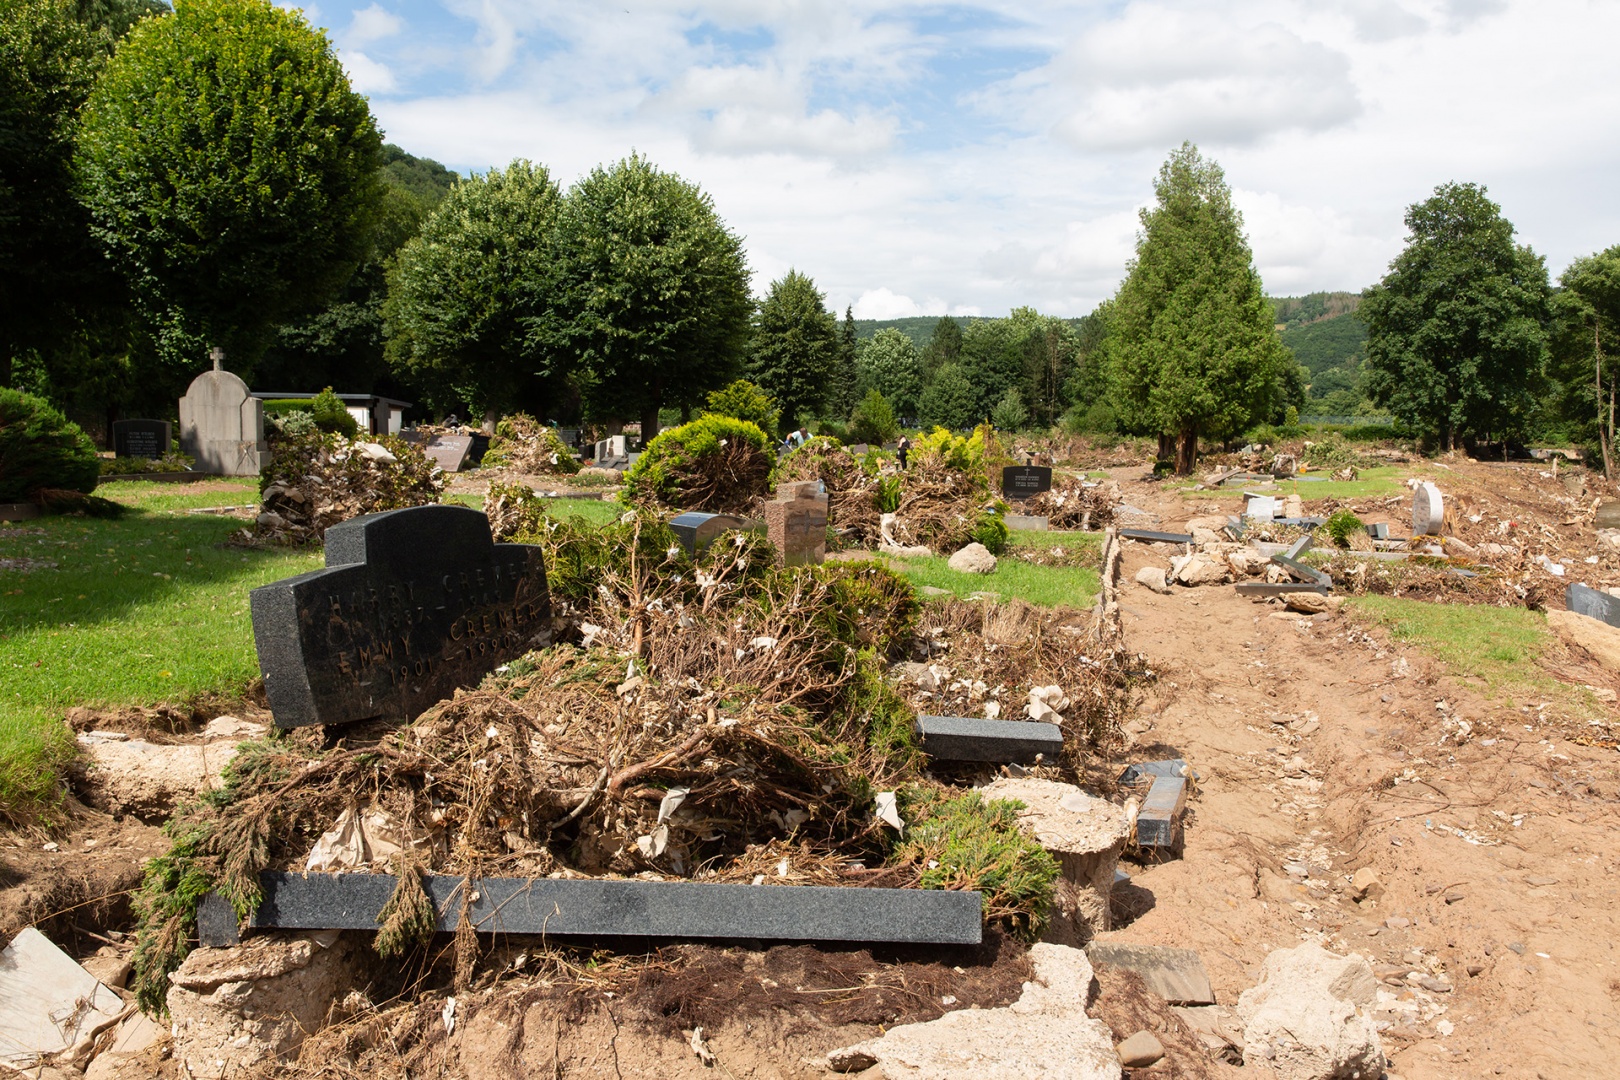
left=621, top=414, right=772, bottom=514
left=774, top=436, right=882, bottom=546
left=481, top=413, right=582, bottom=475
left=252, top=429, right=444, bottom=544
left=1025, top=475, right=1120, bottom=530
left=0, top=388, right=99, bottom=504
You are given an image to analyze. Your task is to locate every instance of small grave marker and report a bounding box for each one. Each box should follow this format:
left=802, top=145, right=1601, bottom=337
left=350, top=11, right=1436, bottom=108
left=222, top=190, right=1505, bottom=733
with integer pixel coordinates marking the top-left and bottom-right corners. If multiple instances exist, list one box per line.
left=765, top=481, right=828, bottom=566
left=1001, top=466, right=1053, bottom=501
left=422, top=434, right=473, bottom=473
left=112, top=419, right=171, bottom=460
left=669, top=512, right=752, bottom=554
left=250, top=504, right=549, bottom=728
left=1568, top=582, right=1620, bottom=629
left=917, top=715, right=1063, bottom=763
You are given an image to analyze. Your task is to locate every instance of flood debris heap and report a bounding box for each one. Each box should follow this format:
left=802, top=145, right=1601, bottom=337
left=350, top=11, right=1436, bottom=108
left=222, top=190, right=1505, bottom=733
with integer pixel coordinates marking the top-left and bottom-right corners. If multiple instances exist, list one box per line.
left=122, top=495, right=1154, bottom=1074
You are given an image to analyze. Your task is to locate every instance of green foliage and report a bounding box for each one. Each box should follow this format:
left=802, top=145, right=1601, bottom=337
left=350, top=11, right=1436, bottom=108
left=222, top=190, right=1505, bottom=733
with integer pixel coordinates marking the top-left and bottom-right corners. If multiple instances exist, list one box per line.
left=379, top=142, right=458, bottom=207
left=1361, top=182, right=1551, bottom=449
left=973, top=512, right=1009, bottom=555
left=704, top=378, right=781, bottom=436
left=0, top=709, right=77, bottom=827
left=830, top=306, right=860, bottom=419
left=310, top=387, right=358, bottom=436
left=1270, top=291, right=1362, bottom=329
left=919, top=363, right=979, bottom=430
left=876, top=474, right=902, bottom=513
left=77, top=0, right=383, bottom=370
left=806, top=561, right=919, bottom=658
left=749, top=270, right=838, bottom=433
left=921, top=314, right=963, bottom=381
left=1324, top=509, right=1365, bottom=548
left=912, top=425, right=987, bottom=473
left=892, top=787, right=1059, bottom=938
left=1302, top=431, right=1367, bottom=468
left=1546, top=245, right=1620, bottom=469
left=0, top=388, right=99, bottom=501
left=856, top=328, right=923, bottom=418
left=553, top=154, right=753, bottom=433
left=848, top=389, right=899, bottom=445
left=481, top=414, right=582, bottom=475
left=990, top=388, right=1029, bottom=431
left=621, top=414, right=773, bottom=514
left=100, top=452, right=192, bottom=475
left=1105, top=143, right=1293, bottom=471
left=374, top=857, right=435, bottom=958
left=1281, top=308, right=1367, bottom=376
left=1063, top=399, right=1118, bottom=435
left=848, top=648, right=922, bottom=771
left=531, top=508, right=685, bottom=605
left=386, top=160, right=563, bottom=420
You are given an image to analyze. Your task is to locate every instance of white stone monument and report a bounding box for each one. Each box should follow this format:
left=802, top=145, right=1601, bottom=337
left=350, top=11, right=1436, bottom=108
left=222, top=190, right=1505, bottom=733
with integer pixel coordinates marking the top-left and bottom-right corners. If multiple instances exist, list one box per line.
left=177, top=348, right=269, bottom=476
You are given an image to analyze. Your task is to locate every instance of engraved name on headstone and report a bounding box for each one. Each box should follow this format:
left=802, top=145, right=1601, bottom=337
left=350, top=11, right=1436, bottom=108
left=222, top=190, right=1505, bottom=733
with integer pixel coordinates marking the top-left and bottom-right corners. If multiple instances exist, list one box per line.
left=422, top=434, right=473, bottom=473
left=250, top=505, right=549, bottom=728
left=1001, top=465, right=1053, bottom=501
left=112, top=419, right=171, bottom=460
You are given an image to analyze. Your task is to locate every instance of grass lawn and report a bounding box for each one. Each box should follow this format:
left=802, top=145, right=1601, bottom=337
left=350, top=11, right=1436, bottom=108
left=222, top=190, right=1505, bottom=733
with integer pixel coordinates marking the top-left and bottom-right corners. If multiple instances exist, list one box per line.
left=1347, top=595, right=1601, bottom=718
left=884, top=551, right=1099, bottom=610
left=0, top=479, right=321, bottom=822
left=1178, top=464, right=1409, bottom=502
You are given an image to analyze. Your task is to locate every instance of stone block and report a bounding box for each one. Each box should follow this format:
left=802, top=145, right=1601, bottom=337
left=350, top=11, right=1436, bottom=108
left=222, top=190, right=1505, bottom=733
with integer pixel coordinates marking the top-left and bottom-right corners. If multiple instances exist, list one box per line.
left=764, top=484, right=828, bottom=567
left=111, top=419, right=170, bottom=459
left=668, top=511, right=752, bottom=554
left=200, top=871, right=982, bottom=947
left=1086, top=942, right=1214, bottom=1004
left=918, top=715, right=1063, bottom=763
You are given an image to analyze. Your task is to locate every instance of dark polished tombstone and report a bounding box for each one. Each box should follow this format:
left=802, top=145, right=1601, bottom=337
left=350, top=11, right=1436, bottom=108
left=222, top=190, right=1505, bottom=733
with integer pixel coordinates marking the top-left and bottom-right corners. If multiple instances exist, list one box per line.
left=112, top=419, right=171, bottom=460
left=1001, top=465, right=1053, bottom=501
left=250, top=505, right=549, bottom=728
left=669, top=512, right=751, bottom=554
left=422, top=434, right=473, bottom=472
left=1569, top=582, right=1620, bottom=628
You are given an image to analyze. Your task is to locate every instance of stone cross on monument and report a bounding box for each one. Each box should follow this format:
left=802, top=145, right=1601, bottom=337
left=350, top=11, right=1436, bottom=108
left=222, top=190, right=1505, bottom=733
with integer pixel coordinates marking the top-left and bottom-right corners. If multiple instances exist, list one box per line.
left=210, top=346, right=224, bottom=371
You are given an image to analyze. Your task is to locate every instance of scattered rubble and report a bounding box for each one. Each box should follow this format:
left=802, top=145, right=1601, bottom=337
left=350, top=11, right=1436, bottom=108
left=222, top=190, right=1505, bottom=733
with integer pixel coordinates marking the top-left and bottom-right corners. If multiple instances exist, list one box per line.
left=1236, top=942, right=1383, bottom=1080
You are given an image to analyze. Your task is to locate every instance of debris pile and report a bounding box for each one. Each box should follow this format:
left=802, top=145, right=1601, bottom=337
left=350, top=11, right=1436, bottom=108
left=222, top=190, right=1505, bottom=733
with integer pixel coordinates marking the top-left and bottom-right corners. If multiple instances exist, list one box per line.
left=479, top=413, right=581, bottom=476
left=773, top=437, right=882, bottom=546
left=250, top=430, right=444, bottom=545
left=1026, top=475, right=1122, bottom=529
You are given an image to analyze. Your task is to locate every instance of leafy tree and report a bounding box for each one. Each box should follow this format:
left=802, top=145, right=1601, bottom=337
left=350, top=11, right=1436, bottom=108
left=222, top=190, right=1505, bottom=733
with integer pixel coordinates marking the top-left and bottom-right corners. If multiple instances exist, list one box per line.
left=552, top=154, right=752, bottom=439
left=921, top=315, right=962, bottom=382
left=749, top=269, right=838, bottom=434
left=856, top=328, right=922, bottom=420
left=848, top=389, right=898, bottom=445
left=1361, top=182, right=1551, bottom=450
left=77, top=0, right=383, bottom=376
left=957, top=320, right=1019, bottom=420
left=380, top=143, right=457, bottom=208
left=1548, top=245, right=1620, bottom=476
left=830, top=306, right=859, bottom=418
left=990, top=388, right=1030, bottom=431
left=1007, top=307, right=1077, bottom=429
left=1106, top=143, right=1292, bottom=473
left=920, top=364, right=979, bottom=430
left=703, top=378, right=780, bottom=436
left=385, top=161, right=563, bottom=427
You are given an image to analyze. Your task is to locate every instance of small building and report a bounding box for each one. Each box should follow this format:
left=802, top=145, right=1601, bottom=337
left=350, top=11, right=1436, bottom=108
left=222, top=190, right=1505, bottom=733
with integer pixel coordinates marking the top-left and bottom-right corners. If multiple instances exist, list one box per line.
left=250, top=392, right=411, bottom=436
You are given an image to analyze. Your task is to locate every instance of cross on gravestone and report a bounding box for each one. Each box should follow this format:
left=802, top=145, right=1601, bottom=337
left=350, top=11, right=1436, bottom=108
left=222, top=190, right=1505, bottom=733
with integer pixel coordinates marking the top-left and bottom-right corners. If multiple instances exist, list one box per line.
left=1000, top=465, right=1052, bottom=501
left=764, top=481, right=828, bottom=566
left=250, top=505, right=549, bottom=728
left=112, top=419, right=171, bottom=460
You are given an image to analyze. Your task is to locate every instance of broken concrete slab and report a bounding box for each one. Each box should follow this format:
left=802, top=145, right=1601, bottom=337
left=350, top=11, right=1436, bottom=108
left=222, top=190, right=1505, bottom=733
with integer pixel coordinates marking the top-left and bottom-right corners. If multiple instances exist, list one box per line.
left=1270, top=550, right=1332, bottom=588
left=917, top=715, right=1063, bottom=764
left=0, top=927, right=129, bottom=1072
left=1171, top=1004, right=1245, bottom=1063
left=1086, top=941, right=1215, bottom=1005
left=1134, top=776, right=1188, bottom=849
left=83, top=1011, right=162, bottom=1080
left=1235, top=582, right=1330, bottom=598
left=1236, top=942, right=1383, bottom=1080
left=978, top=779, right=1131, bottom=946
left=200, top=872, right=983, bottom=948
left=826, top=943, right=1122, bottom=1080
left=73, top=735, right=241, bottom=821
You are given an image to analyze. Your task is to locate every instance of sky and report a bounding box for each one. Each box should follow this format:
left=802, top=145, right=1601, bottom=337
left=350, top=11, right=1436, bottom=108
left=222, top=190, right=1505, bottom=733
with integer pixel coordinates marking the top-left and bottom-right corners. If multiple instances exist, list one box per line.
left=289, top=0, right=1620, bottom=320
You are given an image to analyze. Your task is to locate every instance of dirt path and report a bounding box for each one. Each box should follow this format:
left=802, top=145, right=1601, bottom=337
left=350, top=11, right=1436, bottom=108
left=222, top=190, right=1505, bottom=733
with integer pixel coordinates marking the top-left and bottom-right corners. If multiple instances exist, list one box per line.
left=1098, top=467, right=1620, bottom=1079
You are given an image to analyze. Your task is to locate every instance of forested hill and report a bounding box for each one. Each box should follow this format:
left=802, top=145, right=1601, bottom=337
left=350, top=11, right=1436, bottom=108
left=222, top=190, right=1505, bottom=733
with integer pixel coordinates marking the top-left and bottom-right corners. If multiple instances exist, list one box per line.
left=853, top=314, right=1089, bottom=349
left=1266, top=291, right=1369, bottom=412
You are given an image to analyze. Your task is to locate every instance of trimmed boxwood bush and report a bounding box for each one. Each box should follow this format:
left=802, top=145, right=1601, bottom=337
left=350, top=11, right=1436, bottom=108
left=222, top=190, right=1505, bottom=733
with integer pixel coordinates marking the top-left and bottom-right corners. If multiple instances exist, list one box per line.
left=0, top=389, right=99, bottom=503
left=621, top=414, right=773, bottom=514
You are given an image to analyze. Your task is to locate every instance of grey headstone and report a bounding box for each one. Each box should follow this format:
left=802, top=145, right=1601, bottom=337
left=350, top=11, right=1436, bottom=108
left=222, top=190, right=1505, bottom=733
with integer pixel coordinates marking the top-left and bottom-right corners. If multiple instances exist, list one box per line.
left=422, top=435, right=473, bottom=473
left=250, top=505, right=549, bottom=728
left=178, top=369, right=268, bottom=476
left=1086, top=942, right=1214, bottom=1005
left=1001, top=466, right=1053, bottom=501
left=669, top=511, right=751, bottom=554
left=112, top=419, right=171, bottom=460
left=850, top=443, right=870, bottom=455
left=1133, top=775, right=1187, bottom=848
left=1365, top=522, right=1390, bottom=540
left=199, top=871, right=982, bottom=948
left=1120, top=528, right=1193, bottom=544
left=917, top=715, right=1064, bottom=764
left=1568, top=583, right=1620, bottom=629
left=1234, top=582, right=1330, bottom=597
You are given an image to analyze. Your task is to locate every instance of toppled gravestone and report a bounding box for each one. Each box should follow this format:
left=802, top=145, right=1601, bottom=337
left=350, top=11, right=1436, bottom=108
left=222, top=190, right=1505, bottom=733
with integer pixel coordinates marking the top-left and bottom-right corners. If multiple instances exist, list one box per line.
left=978, top=778, right=1130, bottom=946
left=250, top=504, right=549, bottom=728
left=827, top=943, right=1121, bottom=1079
left=1236, top=942, right=1383, bottom=1080
left=167, top=934, right=368, bottom=1080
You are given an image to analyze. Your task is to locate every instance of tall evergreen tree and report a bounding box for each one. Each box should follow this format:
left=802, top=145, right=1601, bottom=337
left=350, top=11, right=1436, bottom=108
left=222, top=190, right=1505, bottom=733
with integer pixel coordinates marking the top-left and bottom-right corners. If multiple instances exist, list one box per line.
left=748, top=269, right=837, bottom=435
left=921, top=315, right=962, bottom=383
left=1106, top=143, right=1291, bottom=473
left=831, top=306, right=859, bottom=418
left=1547, top=245, right=1620, bottom=477
left=1361, top=182, right=1550, bottom=451
left=919, top=363, right=977, bottom=430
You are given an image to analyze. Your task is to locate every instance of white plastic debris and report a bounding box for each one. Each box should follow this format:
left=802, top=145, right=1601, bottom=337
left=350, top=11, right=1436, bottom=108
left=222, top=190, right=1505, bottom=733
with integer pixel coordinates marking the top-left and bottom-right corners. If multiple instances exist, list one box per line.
left=689, top=1026, right=716, bottom=1066
left=305, top=806, right=406, bottom=872
left=657, top=787, right=689, bottom=823
left=1025, top=684, right=1070, bottom=722
left=441, top=997, right=456, bottom=1034
left=875, top=791, right=905, bottom=833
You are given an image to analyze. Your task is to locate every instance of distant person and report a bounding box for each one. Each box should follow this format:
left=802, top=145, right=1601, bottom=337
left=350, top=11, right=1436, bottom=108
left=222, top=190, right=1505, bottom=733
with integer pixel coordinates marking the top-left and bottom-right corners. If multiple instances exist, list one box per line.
left=896, top=435, right=911, bottom=469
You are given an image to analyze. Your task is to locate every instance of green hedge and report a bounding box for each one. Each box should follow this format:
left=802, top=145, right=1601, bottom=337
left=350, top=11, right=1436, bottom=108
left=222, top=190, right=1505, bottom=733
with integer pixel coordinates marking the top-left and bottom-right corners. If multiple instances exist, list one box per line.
left=0, top=389, right=99, bottom=502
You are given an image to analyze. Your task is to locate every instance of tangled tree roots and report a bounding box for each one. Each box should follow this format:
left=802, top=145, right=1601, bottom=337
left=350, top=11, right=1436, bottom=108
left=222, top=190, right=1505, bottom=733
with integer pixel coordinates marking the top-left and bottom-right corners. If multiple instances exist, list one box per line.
left=480, top=414, right=582, bottom=476
left=774, top=438, right=882, bottom=546
left=623, top=415, right=773, bottom=515
left=1025, top=476, right=1121, bottom=529
left=251, top=431, right=444, bottom=545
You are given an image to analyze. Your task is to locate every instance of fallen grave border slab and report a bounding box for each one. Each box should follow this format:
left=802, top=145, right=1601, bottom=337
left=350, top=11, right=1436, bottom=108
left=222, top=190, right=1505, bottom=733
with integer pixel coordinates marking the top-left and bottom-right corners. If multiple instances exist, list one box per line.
left=917, top=715, right=1064, bottom=764
left=1568, top=582, right=1620, bottom=629
left=1234, top=582, right=1330, bottom=597
left=199, top=872, right=983, bottom=947
left=1119, top=528, right=1194, bottom=544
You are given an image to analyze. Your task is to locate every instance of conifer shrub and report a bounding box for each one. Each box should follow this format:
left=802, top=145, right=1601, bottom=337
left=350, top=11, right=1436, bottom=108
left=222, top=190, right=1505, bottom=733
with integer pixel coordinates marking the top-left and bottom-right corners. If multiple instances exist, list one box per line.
left=621, top=414, right=772, bottom=514
left=0, top=389, right=99, bottom=503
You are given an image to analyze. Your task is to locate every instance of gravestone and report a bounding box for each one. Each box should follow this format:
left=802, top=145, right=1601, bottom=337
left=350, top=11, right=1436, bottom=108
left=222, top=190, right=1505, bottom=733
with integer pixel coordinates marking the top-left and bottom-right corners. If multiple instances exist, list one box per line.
left=556, top=427, right=580, bottom=449
left=850, top=443, right=870, bottom=456
left=250, top=504, right=549, bottom=728
left=422, top=435, right=473, bottom=473
left=765, top=480, right=828, bottom=566
left=917, top=715, right=1063, bottom=763
left=1568, top=582, right=1620, bottom=628
left=595, top=435, right=630, bottom=468
left=177, top=365, right=268, bottom=476
left=112, top=419, right=171, bottom=460
left=1596, top=501, right=1620, bottom=530
left=1001, top=466, right=1053, bottom=501
left=1412, top=482, right=1445, bottom=535
left=669, top=512, right=752, bottom=554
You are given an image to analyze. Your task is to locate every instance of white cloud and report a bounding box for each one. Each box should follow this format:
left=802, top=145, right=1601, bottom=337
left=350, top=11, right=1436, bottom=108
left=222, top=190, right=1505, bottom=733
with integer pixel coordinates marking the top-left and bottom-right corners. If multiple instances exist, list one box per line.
left=653, top=65, right=897, bottom=159
left=342, top=50, right=396, bottom=95
left=345, top=3, right=402, bottom=45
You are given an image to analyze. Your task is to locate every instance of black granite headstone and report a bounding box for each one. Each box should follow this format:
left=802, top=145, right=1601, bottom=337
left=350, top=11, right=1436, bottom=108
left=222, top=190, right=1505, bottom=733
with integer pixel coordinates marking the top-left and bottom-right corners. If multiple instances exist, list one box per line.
left=1568, top=582, right=1620, bottom=628
left=250, top=505, right=549, bottom=728
left=112, top=419, right=171, bottom=459
left=1001, top=466, right=1053, bottom=500
left=917, top=715, right=1064, bottom=763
